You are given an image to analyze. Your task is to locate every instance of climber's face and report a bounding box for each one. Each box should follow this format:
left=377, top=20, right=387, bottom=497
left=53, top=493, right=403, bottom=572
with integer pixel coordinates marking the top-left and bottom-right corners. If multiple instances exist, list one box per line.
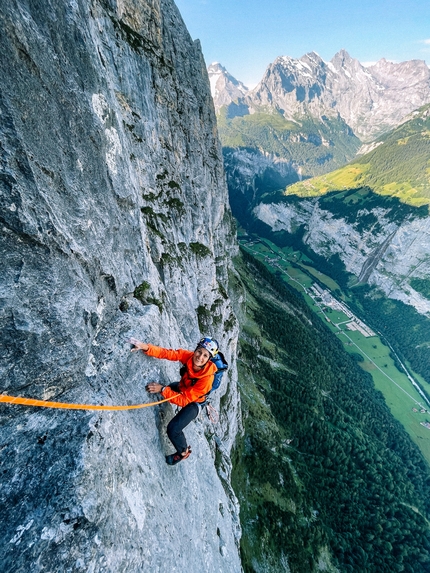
left=193, top=347, right=211, bottom=370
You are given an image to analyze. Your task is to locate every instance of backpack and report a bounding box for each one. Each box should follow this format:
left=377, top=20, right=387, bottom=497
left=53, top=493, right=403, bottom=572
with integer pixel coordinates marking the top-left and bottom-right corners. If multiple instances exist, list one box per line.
left=208, top=351, right=228, bottom=395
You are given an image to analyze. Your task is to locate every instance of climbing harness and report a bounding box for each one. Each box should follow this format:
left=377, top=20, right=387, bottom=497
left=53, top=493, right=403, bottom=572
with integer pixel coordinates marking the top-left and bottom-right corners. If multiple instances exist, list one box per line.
left=0, top=393, right=176, bottom=411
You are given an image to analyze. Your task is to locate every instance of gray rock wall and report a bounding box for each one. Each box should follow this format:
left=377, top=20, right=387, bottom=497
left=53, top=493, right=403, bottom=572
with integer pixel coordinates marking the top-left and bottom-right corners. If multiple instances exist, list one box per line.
left=0, top=0, right=242, bottom=571
left=254, top=199, right=430, bottom=315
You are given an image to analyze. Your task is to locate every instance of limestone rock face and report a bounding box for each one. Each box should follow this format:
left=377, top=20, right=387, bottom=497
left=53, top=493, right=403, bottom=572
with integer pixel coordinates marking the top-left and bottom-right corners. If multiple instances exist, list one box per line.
left=0, top=1, right=242, bottom=571
left=254, top=200, right=430, bottom=315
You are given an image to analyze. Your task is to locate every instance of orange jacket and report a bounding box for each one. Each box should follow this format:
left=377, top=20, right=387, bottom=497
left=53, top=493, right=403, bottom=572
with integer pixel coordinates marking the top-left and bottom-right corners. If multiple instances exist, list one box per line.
left=144, top=344, right=217, bottom=407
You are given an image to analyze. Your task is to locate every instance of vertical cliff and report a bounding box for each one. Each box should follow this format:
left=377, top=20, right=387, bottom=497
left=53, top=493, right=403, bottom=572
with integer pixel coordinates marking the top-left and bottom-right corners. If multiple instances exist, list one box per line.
left=253, top=198, right=430, bottom=316
left=0, top=0, right=242, bottom=570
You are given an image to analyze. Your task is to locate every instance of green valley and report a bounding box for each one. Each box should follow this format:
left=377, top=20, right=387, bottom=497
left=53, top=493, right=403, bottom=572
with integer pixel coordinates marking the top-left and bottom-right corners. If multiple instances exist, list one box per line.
left=230, top=247, right=430, bottom=573
left=238, top=234, right=430, bottom=464
left=218, top=107, right=361, bottom=177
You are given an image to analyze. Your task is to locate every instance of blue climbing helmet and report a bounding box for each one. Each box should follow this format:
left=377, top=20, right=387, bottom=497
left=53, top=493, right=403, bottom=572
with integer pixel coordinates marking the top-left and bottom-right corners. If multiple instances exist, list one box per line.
left=196, top=337, right=219, bottom=357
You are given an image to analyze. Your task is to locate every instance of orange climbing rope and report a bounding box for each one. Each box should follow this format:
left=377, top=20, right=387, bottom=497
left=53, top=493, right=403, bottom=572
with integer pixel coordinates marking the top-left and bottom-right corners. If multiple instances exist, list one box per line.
left=0, top=393, right=176, bottom=411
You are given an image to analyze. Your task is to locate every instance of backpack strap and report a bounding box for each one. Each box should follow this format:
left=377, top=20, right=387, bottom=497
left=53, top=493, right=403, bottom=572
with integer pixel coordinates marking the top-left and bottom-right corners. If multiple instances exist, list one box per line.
left=177, top=352, right=229, bottom=400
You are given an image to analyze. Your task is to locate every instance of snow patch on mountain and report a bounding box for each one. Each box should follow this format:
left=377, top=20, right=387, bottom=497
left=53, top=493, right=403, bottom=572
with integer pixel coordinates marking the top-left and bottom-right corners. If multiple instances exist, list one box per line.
left=210, top=52, right=430, bottom=142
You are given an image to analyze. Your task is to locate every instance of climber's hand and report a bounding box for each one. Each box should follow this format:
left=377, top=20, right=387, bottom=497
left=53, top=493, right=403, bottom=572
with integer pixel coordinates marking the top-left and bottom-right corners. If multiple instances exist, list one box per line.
left=146, top=382, right=164, bottom=394
left=127, top=338, right=149, bottom=352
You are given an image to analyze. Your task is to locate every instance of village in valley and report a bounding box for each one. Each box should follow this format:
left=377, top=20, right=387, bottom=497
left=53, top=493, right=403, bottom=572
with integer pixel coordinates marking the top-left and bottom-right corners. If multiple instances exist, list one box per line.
left=249, top=239, right=377, bottom=338
left=310, top=281, right=430, bottom=429
left=309, top=283, right=376, bottom=337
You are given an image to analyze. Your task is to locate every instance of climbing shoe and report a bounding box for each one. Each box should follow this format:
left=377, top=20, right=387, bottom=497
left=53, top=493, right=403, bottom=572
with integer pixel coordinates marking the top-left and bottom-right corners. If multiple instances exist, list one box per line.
left=166, top=446, right=192, bottom=466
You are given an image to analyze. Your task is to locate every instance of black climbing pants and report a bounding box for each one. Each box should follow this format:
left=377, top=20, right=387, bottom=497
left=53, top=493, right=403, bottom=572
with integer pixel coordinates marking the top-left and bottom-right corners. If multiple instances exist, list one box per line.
left=167, top=401, right=200, bottom=454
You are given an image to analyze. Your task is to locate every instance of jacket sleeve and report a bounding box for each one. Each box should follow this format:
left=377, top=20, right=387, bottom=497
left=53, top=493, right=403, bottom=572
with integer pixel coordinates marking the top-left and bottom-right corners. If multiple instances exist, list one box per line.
left=162, top=375, right=214, bottom=407
left=144, top=345, right=193, bottom=363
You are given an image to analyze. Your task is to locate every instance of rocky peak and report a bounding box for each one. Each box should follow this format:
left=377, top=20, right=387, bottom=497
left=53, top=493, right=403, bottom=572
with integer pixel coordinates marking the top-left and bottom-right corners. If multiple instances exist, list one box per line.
left=330, top=48, right=355, bottom=67
left=208, top=61, right=249, bottom=111
left=300, top=51, right=326, bottom=70
left=270, top=52, right=328, bottom=85
left=329, top=49, right=371, bottom=82
left=212, top=50, right=430, bottom=142
left=250, top=52, right=332, bottom=116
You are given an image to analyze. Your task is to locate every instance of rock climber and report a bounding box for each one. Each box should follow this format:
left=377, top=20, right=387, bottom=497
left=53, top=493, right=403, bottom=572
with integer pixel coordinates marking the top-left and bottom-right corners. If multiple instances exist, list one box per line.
left=128, top=336, right=219, bottom=465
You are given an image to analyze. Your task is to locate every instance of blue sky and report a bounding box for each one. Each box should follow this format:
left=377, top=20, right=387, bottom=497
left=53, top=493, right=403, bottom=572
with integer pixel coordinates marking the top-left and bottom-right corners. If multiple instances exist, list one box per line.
left=175, top=0, right=430, bottom=88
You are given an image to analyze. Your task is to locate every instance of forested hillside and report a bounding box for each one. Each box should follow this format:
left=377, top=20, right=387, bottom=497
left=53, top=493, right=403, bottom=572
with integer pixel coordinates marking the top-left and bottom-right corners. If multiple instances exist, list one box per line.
left=218, top=107, right=360, bottom=176
left=231, top=249, right=430, bottom=573
left=285, top=104, right=430, bottom=207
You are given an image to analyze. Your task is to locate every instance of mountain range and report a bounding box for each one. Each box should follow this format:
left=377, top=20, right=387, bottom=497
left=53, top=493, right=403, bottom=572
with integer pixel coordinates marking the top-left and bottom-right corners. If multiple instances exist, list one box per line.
left=209, top=51, right=430, bottom=142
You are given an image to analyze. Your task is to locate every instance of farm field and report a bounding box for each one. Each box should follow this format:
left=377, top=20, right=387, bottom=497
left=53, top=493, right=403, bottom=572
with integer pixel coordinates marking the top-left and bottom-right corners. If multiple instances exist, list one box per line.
left=239, top=235, right=430, bottom=463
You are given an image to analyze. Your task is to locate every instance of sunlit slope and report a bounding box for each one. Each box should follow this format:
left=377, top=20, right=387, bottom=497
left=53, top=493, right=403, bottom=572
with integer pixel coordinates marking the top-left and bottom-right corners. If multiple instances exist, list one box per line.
left=285, top=104, right=430, bottom=206
left=217, top=107, right=361, bottom=176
